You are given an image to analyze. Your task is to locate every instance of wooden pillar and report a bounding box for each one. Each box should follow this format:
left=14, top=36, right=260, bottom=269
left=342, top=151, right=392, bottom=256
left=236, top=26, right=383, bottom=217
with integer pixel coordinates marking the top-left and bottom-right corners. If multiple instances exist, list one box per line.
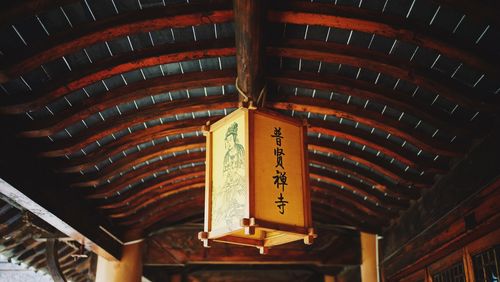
left=233, top=0, right=266, bottom=105
left=96, top=240, right=144, bottom=282
left=324, top=274, right=336, bottom=282
left=361, top=233, right=378, bottom=282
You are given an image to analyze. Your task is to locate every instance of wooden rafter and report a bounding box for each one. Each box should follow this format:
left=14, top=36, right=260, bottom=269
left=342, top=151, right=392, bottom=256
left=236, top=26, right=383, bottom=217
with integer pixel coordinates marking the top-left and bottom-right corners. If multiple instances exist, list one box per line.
left=268, top=1, right=499, bottom=79
left=0, top=0, right=233, bottom=81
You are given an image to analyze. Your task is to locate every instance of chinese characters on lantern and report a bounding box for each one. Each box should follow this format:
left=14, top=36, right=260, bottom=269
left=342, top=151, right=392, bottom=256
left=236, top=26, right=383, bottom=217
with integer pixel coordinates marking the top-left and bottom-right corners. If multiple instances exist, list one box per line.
left=272, top=127, right=288, bottom=214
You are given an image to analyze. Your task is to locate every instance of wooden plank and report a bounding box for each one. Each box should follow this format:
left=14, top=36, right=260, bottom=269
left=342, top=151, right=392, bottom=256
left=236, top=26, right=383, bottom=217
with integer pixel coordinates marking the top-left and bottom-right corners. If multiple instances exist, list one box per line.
left=308, top=124, right=448, bottom=173
left=233, top=0, right=267, bottom=103
left=55, top=117, right=218, bottom=173
left=2, top=41, right=235, bottom=115
left=268, top=1, right=499, bottom=81
left=309, top=139, right=434, bottom=187
left=84, top=154, right=206, bottom=199
left=0, top=0, right=233, bottom=81
left=20, top=70, right=236, bottom=137
left=310, top=157, right=420, bottom=200
left=309, top=166, right=409, bottom=209
left=309, top=152, right=421, bottom=199
left=268, top=96, right=466, bottom=157
left=37, top=96, right=238, bottom=157
left=269, top=70, right=481, bottom=135
left=268, top=39, right=499, bottom=112
left=73, top=138, right=205, bottom=187
left=98, top=166, right=205, bottom=210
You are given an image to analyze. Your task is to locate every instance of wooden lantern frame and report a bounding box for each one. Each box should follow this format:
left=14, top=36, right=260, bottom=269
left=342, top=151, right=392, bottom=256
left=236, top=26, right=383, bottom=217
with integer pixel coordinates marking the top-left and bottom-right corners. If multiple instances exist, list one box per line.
left=198, top=106, right=316, bottom=254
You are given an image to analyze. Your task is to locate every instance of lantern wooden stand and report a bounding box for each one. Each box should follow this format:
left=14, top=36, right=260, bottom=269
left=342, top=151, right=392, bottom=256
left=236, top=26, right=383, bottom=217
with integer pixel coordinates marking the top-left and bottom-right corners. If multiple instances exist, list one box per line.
left=198, top=106, right=316, bottom=254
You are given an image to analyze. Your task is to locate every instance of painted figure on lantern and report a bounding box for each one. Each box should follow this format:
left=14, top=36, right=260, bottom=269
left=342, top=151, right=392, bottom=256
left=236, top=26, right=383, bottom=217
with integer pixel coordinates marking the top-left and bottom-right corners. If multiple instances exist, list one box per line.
left=213, top=122, right=246, bottom=230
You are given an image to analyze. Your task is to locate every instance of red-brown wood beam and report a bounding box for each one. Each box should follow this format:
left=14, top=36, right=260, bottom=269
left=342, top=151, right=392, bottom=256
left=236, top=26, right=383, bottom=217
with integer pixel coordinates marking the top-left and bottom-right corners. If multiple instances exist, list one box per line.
left=309, top=140, right=433, bottom=187
left=108, top=179, right=206, bottom=219
left=268, top=39, right=499, bottom=112
left=233, top=0, right=267, bottom=103
left=308, top=122, right=449, bottom=173
left=115, top=189, right=204, bottom=227
left=54, top=118, right=217, bottom=172
left=309, top=153, right=421, bottom=199
left=20, top=70, right=236, bottom=137
left=99, top=168, right=205, bottom=211
left=268, top=1, right=499, bottom=81
left=1, top=40, right=235, bottom=115
left=84, top=154, right=205, bottom=199
left=309, top=166, right=409, bottom=209
left=312, top=180, right=398, bottom=219
left=37, top=96, right=238, bottom=157
left=73, top=139, right=205, bottom=187
left=268, top=96, right=465, bottom=157
left=0, top=0, right=233, bottom=81
left=269, top=70, right=477, bottom=135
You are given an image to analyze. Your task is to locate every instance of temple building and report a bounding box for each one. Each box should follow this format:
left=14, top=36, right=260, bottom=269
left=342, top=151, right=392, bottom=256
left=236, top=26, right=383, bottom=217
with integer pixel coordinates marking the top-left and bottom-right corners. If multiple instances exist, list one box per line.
left=0, top=0, right=499, bottom=281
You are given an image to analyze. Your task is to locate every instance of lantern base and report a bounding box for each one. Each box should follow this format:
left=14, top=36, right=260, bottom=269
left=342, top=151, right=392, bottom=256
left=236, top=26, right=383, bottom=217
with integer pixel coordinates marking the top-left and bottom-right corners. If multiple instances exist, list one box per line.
left=199, top=218, right=317, bottom=254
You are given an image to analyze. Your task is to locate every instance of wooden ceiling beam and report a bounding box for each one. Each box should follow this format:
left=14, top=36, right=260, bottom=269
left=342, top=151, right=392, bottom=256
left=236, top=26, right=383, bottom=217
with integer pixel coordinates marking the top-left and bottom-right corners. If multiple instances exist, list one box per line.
left=20, top=70, right=236, bottom=137
left=73, top=138, right=205, bottom=186
left=116, top=190, right=204, bottom=227
left=1, top=42, right=235, bottom=115
left=37, top=96, right=238, bottom=157
left=99, top=168, right=205, bottom=211
left=309, top=140, right=433, bottom=187
left=53, top=118, right=217, bottom=170
left=312, top=181, right=397, bottom=219
left=0, top=0, right=233, bottom=81
left=268, top=39, right=498, bottom=112
left=268, top=1, right=499, bottom=80
left=309, top=153, right=421, bottom=199
left=309, top=167, right=409, bottom=209
left=108, top=179, right=206, bottom=219
left=268, top=96, right=465, bottom=157
left=233, top=0, right=267, bottom=103
left=269, top=70, right=482, bottom=135
left=84, top=154, right=205, bottom=199
left=308, top=122, right=449, bottom=172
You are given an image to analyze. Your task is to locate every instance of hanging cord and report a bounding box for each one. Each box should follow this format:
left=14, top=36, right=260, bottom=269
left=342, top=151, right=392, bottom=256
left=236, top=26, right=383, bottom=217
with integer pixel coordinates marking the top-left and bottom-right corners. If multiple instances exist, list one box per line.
left=235, top=77, right=267, bottom=107
left=235, top=77, right=249, bottom=102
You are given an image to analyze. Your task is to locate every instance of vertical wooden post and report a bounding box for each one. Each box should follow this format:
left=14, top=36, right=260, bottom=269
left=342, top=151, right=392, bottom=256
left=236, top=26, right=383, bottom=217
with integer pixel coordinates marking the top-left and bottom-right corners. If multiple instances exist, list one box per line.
left=96, top=240, right=144, bottom=282
left=462, top=247, right=475, bottom=282
left=233, top=0, right=266, bottom=105
left=324, top=274, right=336, bottom=282
left=361, top=233, right=378, bottom=282
left=425, top=267, right=433, bottom=282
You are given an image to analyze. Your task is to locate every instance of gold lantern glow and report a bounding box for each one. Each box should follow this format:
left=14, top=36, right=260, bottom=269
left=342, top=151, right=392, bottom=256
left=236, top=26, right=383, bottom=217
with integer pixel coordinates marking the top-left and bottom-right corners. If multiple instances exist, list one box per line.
left=198, top=106, right=316, bottom=254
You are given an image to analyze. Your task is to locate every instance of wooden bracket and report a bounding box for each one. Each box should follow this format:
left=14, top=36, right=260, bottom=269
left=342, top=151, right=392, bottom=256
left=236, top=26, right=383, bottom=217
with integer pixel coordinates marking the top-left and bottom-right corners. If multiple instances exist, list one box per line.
left=304, top=228, right=318, bottom=245
left=241, top=218, right=257, bottom=235
left=198, top=231, right=211, bottom=248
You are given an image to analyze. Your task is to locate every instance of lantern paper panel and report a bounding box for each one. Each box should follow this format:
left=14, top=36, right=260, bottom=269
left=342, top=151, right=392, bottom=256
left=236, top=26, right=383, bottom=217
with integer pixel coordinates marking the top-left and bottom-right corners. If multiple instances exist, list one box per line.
left=199, top=107, right=316, bottom=254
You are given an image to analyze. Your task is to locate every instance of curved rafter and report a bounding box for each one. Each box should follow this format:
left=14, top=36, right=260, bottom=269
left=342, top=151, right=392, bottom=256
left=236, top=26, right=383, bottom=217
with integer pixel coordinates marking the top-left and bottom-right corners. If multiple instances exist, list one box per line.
left=84, top=153, right=206, bottom=199
left=20, top=70, right=236, bottom=136
left=37, top=95, right=238, bottom=157
left=0, top=0, right=233, bottom=80
left=269, top=39, right=498, bottom=112
left=268, top=1, right=499, bottom=79
left=268, top=96, right=465, bottom=157
left=269, top=70, right=482, bottom=133
left=75, top=138, right=205, bottom=187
